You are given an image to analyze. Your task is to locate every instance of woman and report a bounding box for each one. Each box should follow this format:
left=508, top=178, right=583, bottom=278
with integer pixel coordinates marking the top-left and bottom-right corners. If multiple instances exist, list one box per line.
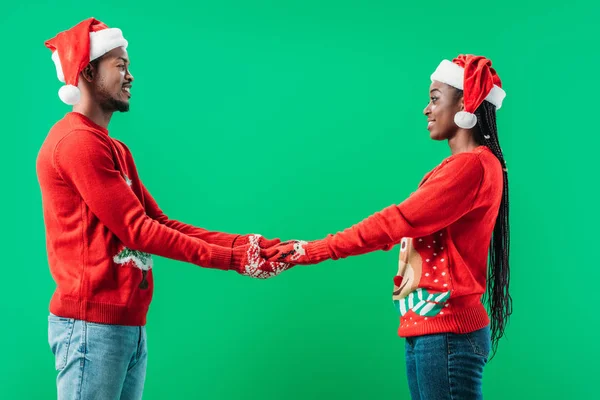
left=258, top=54, right=511, bottom=399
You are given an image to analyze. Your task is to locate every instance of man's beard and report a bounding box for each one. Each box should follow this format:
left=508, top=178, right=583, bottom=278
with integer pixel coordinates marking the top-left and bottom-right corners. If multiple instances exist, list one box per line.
left=97, top=83, right=130, bottom=112
left=102, top=97, right=130, bottom=112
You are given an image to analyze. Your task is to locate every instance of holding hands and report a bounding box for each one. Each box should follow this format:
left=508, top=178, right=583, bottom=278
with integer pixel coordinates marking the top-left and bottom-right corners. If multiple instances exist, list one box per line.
left=260, top=240, right=312, bottom=264
left=231, top=236, right=319, bottom=279
left=231, top=235, right=293, bottom=279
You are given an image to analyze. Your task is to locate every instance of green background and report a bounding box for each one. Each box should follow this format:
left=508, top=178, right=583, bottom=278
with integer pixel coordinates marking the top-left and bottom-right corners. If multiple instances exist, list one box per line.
left=1, top=0, right=598, bottom=398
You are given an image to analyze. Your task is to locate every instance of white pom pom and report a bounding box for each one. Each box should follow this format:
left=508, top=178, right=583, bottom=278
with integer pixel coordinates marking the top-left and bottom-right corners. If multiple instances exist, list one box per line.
left=454, top=111, right=477, bottom=129
left=58, top=85, right=81, bottom=105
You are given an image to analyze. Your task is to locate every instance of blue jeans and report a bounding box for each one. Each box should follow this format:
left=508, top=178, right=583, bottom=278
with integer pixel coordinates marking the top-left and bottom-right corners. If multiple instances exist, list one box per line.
left=48, top=313, right=147, bottom=400
left=405, top=326, right=491, bottom=400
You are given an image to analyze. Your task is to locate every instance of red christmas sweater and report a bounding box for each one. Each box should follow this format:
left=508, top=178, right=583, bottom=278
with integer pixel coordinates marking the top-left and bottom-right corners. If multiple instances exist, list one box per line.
left=36, top=112, right=255, bottom=326
left=304, top=146, right=503, bottom=336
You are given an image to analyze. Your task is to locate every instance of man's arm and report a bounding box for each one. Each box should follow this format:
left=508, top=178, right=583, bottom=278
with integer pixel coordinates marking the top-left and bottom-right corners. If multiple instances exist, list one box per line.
left=53, top=130, right=233, bottom=270
left=141, top=183, right=280, bottom=249
left=141, top=183, right=241, bottom=248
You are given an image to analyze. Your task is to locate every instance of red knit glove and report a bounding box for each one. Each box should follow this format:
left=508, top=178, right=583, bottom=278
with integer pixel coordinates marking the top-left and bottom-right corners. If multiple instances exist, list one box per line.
left=231, top=235, right=292, bottom=279
left=260, top=240, right=313, bottom=265
left=234, top=234, right=281, bottom=249
left=259, top=236, right=281, bottom=248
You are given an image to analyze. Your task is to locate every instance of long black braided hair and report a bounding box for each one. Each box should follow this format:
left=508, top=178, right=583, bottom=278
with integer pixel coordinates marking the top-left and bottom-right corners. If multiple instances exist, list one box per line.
left=456, top=90, right=512, bottom=358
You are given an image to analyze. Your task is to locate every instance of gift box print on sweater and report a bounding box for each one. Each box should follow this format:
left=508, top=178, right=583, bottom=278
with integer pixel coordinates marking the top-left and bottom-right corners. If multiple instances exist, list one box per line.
left=393, top=234, right=451, bottom=325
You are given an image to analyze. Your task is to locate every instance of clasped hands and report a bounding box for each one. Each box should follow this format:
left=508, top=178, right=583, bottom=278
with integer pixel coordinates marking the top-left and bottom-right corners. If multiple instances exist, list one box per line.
left=231, top=235, right=312, bottom=279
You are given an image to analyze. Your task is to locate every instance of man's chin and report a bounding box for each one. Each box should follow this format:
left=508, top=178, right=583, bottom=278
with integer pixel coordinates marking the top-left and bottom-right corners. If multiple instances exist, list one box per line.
left=115, top=101, right=130, bottom=112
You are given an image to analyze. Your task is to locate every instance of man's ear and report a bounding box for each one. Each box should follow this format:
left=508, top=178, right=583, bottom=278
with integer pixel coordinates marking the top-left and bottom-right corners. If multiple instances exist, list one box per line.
left=81, top=63, right=95, bottom=83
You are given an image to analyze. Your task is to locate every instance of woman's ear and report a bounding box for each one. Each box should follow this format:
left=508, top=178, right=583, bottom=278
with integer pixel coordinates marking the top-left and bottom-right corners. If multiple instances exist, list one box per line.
left=457, top=94, right=465, bottom=111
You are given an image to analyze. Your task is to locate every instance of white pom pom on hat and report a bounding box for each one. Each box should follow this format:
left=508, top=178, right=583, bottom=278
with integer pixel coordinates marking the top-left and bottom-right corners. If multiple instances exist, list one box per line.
left=45, top=18, right=128, bottom=105
left=430, top=55, right=506, bottom=129
left=453, top=111, right=477, bottom=129
left=58, top=85, right=81, bottom=105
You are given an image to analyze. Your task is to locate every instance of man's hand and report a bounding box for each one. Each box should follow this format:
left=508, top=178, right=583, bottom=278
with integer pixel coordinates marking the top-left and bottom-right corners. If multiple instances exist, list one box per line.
left=258, top=236, right=281, bottom=249
left=232, top=235, right=292, bottom=279
left=234, top=234, right=281, bottom=249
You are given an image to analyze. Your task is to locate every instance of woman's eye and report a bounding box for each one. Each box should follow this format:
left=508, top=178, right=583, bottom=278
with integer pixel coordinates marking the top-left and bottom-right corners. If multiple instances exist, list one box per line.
left=430, top=97, right=438, bottom=102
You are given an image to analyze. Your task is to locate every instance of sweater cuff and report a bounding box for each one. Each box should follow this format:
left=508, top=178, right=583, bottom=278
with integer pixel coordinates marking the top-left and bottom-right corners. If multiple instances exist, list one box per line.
left=209, top=245, right=233, bottom=270
left=307, top=239, right=333, bottom=263
left=232, top=234, right=249, bottom=248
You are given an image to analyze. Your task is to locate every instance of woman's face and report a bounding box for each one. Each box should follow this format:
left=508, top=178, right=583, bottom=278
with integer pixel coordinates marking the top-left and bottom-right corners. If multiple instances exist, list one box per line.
left=423, top=81, right=463, bottom=141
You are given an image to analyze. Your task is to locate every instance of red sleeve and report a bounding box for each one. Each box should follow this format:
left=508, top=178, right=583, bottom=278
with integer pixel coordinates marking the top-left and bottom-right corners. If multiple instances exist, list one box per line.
left=141, top=183, right=241, bottom=248
left=306, top=153, right=484, bottom=261
left=53, top=130, right=232, bottom=269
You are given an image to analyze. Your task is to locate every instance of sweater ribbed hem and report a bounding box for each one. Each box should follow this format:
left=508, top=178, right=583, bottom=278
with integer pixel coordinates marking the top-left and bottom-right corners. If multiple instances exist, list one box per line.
left=398, top=303, right=489, bottom=337
left=50, top=295, right=148, bottom=326
left=209, top=245, right=233, bottom=270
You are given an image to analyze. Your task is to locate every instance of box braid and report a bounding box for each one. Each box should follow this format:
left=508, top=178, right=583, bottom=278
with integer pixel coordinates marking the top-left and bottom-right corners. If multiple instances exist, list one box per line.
left=456, top=90, right=512, bottom=358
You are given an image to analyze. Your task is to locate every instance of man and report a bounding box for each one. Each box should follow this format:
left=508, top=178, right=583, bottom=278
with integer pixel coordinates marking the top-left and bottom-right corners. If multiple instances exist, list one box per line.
left=37, top=18, right=290, bottom=399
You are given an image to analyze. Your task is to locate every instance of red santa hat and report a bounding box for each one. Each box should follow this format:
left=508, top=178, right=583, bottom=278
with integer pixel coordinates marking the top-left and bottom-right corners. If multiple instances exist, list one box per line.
left=45, top=18, right=128, bottom=105
left=430, top=54, right=506, bottom=129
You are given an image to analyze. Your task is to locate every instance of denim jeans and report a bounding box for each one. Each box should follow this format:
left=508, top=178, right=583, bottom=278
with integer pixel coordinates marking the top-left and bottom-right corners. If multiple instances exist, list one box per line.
left=405, top=326, right=491, bottom=400
left=48, top=313, right=147, bottom=400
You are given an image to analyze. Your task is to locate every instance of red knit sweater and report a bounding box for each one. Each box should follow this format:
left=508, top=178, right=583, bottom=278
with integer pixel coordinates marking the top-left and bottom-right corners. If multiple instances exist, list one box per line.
left=305, top=146, right=503, bottom=336
left=36, top=112, right=253, bottom=326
